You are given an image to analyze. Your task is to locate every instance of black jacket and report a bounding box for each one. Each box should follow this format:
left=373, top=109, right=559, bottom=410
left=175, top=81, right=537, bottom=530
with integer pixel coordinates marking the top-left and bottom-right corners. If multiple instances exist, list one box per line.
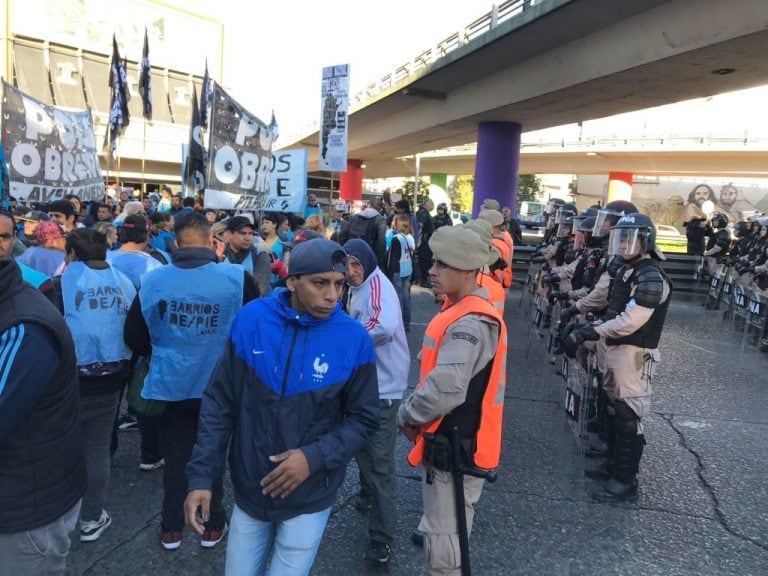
left=0, top=260, right=85, bottom=532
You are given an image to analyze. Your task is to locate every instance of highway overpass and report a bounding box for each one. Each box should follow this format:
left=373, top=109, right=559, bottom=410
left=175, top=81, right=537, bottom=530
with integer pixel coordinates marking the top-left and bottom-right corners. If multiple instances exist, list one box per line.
left=281, top=0, right=768, bottom=178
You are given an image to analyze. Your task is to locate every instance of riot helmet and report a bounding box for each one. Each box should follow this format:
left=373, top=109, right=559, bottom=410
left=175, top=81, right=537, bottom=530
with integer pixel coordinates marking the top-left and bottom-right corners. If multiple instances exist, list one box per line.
left=607, top=212, right=665, bottom=262
left=437, top=202, right=448, bottom=212
left=574, top=216, right=596, bottom=250
left=734, top=221, right=750, bottom=238
left=592, top=200, right=638, bottom=239
left=545, top=197, right=565, bottom=216
left=554, top=203, right=576, bottom=225
left=557, top=216, right=574, bottom=239
left=711, top=213, right=728, bottom=229
left=572, top=208, right=597, bottom=231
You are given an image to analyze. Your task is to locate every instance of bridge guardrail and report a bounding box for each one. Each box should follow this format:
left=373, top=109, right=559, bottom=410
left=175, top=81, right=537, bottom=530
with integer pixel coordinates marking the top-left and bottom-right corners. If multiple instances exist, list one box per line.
left=512, top=245, right=704, bottom=295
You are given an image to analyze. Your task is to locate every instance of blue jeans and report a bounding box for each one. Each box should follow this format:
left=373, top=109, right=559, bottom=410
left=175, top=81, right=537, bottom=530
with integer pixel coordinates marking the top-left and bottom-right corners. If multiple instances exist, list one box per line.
left=225, top=504, right=331, bottom=576
left=392, top=273, right=412, bottom=329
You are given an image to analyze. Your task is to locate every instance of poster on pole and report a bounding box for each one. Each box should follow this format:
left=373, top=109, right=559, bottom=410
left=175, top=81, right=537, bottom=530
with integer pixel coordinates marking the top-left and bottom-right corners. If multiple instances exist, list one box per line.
left=265, top=149, right=308, bottom=212
left=319, top=64, right=349, bottom=172
left=205, top=82, right=278, bottom=210
left=1, top=80, right=103, bottom=203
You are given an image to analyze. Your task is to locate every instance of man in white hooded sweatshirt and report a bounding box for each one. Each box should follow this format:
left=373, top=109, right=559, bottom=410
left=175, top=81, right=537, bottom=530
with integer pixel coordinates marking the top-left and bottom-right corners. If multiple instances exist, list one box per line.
left=343, top=239, right=410, bottom=565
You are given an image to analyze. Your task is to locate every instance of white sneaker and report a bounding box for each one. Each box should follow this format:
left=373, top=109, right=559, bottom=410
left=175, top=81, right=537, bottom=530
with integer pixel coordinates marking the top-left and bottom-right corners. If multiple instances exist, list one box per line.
left=139, top=458, right=165, bottom=471
left=80, top=510, right=112, bottom=542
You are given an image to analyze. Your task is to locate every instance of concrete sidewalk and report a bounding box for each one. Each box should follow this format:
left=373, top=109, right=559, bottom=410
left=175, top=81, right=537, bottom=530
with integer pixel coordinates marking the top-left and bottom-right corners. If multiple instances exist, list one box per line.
left=67, top=287, right=768, bottom=575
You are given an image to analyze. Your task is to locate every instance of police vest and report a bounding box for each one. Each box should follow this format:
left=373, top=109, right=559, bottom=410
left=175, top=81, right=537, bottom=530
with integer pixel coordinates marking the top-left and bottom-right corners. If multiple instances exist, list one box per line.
left=140, top=262, right=244, bottom=401
left=606, top=258, right=671, bottom=349
left=407, top=294, right=507, bottom=470
left=571, top=249, right=587, bottom=290
left=492, top=237, right=512, bottom=288
left=478, top=271, right=505, bottom=313
left=62, top=262, right=135, bottom=366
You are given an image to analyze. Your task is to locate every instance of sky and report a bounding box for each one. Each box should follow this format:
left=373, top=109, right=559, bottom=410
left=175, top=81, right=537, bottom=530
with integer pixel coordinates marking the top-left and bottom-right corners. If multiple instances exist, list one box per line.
left=183, top=0, right=491, bottom=142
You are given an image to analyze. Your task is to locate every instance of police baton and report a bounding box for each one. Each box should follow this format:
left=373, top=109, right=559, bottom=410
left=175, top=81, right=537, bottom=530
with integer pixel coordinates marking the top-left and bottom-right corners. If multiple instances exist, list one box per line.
left=450, top=427, right=497, bottom=576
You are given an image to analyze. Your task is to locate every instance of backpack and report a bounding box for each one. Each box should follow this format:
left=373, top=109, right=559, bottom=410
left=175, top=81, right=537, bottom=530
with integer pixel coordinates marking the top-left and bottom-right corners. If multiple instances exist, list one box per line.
left=345, top=215, right=379, bottom=253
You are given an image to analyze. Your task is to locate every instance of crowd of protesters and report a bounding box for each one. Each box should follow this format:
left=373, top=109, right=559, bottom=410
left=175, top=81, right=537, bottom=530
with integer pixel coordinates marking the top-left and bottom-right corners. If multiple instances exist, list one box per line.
left=0, top=186, right=518, bottom=576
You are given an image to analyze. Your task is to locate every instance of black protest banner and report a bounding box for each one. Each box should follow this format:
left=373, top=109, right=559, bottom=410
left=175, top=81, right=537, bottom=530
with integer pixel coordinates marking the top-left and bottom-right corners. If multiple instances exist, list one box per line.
left=205, top=83, right=278, bottom=210
left=1, top=80, right=104, bottom=203
left=184, top=89, right=205, bottom=195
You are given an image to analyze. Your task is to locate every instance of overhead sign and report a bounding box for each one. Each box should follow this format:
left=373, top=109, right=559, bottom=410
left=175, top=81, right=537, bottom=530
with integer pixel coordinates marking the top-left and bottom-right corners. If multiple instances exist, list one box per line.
left=319, top=64, right=349, bottom=172
left=265, top=149, right=308, bottom=212
left=205, top=83, right=277, bottom=210
left=1, top=80, right=103, bottom=203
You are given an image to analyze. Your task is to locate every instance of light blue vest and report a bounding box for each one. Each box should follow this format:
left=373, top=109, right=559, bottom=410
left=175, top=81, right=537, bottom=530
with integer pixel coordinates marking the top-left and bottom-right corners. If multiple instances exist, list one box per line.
left=140, top=262, right=244, bottom=401
left=107, top=250, right=164, bottom=289
left=18, top=262, right=50, bottom=289
left=62, top=262, right=136, bottom=366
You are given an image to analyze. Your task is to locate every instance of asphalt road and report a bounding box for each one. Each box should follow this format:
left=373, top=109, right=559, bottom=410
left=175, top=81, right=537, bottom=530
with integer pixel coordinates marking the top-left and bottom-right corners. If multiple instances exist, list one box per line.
left=67, top=286, right=768, bottom=576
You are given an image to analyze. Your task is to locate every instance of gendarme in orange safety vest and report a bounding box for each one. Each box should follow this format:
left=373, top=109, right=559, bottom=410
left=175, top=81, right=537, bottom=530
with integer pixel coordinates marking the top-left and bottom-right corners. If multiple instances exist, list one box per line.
left=477, top=271, right=505, bottom=313
left=492, top=236, right=513, bottom=288
left=407, top=294, right=507, bottom=470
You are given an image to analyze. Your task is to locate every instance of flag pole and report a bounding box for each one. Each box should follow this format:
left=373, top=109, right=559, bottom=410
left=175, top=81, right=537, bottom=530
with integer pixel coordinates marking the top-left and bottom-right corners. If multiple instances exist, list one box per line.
left=141, top=119, right=147, bottom=200
left=104, top=121, right=112, bottom=203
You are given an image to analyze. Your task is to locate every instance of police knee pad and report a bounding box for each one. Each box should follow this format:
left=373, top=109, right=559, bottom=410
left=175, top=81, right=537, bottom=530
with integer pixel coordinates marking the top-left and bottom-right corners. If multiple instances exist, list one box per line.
left=614, top=401, right=639, bottom=437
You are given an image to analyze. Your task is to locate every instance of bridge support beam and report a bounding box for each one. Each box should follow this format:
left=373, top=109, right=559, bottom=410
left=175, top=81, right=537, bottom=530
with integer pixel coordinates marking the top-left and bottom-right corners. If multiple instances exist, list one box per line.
left=340, top=159, right=364, bottom=201
left=607, top=171, right=633, bottom=204
left=472, top=122, right=521, bottom=216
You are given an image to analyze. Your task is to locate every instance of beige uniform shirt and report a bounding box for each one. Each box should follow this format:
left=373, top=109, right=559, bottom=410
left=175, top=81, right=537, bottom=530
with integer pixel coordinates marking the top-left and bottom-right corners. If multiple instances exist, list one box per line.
left=397, top=291, right=500, bottom=429
left=574, top=269, right=611, bottom=314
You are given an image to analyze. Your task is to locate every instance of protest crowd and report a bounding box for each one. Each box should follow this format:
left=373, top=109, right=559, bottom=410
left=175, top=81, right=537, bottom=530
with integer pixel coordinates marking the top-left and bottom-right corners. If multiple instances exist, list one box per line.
left=0, top=186, right=524, bottom=576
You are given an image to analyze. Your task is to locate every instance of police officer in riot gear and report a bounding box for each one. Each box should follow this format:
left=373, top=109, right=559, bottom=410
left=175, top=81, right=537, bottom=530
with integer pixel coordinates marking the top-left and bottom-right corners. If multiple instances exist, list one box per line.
left=559, top=200, right=638, bottom=324
left=564, top=213, right=672, bottom=502
left=704, top=213, right=730, bottom=275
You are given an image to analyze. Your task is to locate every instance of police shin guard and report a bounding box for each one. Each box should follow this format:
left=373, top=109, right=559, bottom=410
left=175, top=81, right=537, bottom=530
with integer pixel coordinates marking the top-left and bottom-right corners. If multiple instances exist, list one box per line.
left=592, top=402, right=641, bottom=503
left=585, top=388, right=611, bottom=459
left=584, top=404, right=615, bottom=480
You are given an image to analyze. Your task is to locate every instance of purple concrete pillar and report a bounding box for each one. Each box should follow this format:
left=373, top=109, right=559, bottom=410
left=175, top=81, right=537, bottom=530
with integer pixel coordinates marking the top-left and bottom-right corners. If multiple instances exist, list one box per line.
left=472, top=121, right=522, bottom=217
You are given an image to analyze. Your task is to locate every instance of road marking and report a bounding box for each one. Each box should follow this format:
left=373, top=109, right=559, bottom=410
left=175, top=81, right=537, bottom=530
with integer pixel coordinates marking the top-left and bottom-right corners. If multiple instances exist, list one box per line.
left=677, top=339, right=714, bottom=354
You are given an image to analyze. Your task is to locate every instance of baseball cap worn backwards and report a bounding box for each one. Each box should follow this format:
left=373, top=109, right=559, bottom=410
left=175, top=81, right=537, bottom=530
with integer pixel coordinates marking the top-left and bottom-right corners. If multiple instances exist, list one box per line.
left=34, top=221, right=65, bottom=241
left=288, top=239, right=347, bottom=277
left=429, top=226, right=491, bottom=271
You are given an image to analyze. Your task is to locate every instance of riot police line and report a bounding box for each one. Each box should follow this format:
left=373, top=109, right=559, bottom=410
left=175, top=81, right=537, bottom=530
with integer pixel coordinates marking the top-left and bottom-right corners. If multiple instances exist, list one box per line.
left=519, top=199, right=673, bottom=503
left=697, top=213, right=768, bottom=352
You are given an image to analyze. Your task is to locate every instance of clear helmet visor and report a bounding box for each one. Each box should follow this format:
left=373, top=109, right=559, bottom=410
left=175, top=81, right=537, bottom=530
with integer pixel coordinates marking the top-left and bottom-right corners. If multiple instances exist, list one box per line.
left=555, top=208, right=573, bottom=225
left=607, top=228, right=645, bottom=260
left=592, top=210, right=620, bottom=238
left=573, top=229, right=588, bottom=251
left=557, top=222, right=573, bottom=238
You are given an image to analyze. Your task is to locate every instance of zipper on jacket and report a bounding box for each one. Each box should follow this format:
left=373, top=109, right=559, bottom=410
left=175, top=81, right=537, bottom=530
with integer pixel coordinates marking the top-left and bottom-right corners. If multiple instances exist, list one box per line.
left=267, top=319, right=301, bottom=514
left=280, top=320, right=301, bottom=398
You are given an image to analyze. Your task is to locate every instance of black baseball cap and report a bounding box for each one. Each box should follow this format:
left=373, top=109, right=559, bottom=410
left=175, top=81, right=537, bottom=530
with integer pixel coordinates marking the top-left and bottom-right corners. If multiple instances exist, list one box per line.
left=226, top=216, right=255, bottom=233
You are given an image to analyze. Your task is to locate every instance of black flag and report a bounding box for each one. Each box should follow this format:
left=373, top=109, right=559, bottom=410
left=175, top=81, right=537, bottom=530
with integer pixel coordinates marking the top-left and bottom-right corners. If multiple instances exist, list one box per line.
left=138, top=27, right=152, bottom=121
left=105, top=34, right=130, bottom=159
left=185, top=88, right=206, bottom=194
left=200, top=59, right=212, bottom=128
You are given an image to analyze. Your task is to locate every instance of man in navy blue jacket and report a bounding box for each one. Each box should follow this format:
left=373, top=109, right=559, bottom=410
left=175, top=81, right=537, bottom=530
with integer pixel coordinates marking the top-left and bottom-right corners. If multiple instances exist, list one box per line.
left=185, top=238, right=379, bottom=575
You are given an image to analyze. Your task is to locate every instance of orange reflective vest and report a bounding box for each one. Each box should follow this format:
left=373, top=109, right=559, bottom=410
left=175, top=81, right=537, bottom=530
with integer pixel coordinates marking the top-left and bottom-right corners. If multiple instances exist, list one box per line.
left=492, top=237, right=513, bottom=288
left=407, top=294, right=507, bottom=470
left=503, top=230, right=515, bottom=284
left=441, top=275, right=505, bottom=313
left=478, top=271, right=505, bottom=313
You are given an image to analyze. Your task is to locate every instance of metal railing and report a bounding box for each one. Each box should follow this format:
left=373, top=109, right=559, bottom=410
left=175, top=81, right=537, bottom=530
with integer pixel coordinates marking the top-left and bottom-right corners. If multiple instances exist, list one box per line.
left=284, top=0, right=539, bottom=142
